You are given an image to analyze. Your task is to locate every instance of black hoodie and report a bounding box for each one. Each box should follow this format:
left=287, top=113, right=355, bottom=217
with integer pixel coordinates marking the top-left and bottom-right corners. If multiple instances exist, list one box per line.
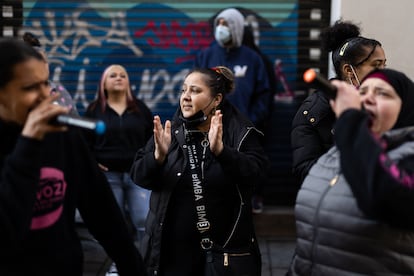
left=0, top=121, right=146, bottom=276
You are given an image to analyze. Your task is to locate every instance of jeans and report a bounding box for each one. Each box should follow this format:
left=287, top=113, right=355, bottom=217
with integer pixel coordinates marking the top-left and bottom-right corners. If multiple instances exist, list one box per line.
left=104, top=171, right=150, bottom=242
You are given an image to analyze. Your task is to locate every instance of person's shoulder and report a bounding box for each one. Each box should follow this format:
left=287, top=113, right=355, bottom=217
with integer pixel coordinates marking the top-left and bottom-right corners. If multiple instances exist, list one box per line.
left=198, top=42, right=221, bottom=54
left=238, top=45, right=262, bottom=58
left=134, top=97, right=148, bottom=107
left=223, top=101, right=254, bottom=127
left=134, top=98, right=152, bottom=116
left=85, top=100, right=99, bottom=114
left=236, top=45, right=265, bottom=67
left=313, top=145, right=340, bottom=168
left=301, top=91, right=330, bottom=108
left=293, top=91, right=333, bottom=126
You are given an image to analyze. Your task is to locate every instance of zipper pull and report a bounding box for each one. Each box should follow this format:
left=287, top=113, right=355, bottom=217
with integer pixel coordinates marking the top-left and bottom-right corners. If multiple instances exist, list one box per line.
left=330, top=175, right=339, bottom=186
left=224, top=253, right=229, bottom=266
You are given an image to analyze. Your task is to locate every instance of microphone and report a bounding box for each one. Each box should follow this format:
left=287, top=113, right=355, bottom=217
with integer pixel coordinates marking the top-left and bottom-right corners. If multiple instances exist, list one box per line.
left=52, top=114, right=106, bottom=135
left=48, top=84, right=105, bottom=134
left=303, top=68, right=337, bottom=99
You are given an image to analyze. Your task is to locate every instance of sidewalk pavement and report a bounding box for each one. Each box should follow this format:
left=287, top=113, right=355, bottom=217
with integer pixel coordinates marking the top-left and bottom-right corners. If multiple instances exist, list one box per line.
left=259, top=237, right=295, bottom=276
left=80, top=206, right=296, bottom=276
left=256, top=206, right=296, bottom=276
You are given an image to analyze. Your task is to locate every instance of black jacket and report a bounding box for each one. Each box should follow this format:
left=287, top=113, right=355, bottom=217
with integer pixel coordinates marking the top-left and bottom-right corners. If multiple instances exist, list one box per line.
left=291, top=91, right=335, bottom=183
left=130, top=101, right=267, bottom=275
left=84, top=98, right=153, bottom=172
left=0, top=120, right=146, bottom=276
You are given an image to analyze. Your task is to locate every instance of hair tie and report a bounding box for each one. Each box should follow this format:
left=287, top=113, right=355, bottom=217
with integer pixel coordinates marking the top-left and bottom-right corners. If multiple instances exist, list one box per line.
left=211, top=67, right=222, bottom=74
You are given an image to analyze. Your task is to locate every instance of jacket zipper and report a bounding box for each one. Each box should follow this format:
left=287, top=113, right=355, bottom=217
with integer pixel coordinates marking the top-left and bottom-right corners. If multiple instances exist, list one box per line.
left=201, top=127, right=262, bottom=259
left=223, top=252, right=251, bottom=266
left=219, top=127, right=260, bottom=247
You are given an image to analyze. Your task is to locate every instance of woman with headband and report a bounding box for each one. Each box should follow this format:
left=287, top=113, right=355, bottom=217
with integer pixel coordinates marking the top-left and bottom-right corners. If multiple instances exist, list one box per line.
left=291, top=20, right=386, bottom=183
left=130, top=66, right=267, bottom=276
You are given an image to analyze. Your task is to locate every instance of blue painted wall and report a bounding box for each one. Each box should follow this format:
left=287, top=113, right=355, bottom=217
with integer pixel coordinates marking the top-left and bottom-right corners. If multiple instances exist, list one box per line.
left=23, top=1, right=298, bottom=118
left=22, top=0, right=330, bottom=204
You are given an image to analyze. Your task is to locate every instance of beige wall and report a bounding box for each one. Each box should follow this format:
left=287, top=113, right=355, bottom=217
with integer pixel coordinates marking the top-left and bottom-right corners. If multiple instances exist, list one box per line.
left=338, top=0, right=414, bottom=79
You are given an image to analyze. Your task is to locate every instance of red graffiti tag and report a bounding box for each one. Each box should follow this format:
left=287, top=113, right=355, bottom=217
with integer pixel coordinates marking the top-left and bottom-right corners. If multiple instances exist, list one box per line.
left=134, top=20, right=212, bottom=52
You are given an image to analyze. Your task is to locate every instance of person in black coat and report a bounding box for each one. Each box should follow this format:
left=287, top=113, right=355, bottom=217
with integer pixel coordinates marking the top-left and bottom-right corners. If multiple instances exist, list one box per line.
left=0, top=38, right=146, bottom=275
left=291, top=20, right=386, bottom=183
left=130, top=66, right=267, bottom=276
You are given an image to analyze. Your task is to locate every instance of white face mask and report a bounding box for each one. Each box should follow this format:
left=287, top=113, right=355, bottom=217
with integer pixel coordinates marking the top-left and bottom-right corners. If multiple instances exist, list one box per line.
left=214, top=25, right=231, bottom=44
left=349, top=65, right=361, bottom=87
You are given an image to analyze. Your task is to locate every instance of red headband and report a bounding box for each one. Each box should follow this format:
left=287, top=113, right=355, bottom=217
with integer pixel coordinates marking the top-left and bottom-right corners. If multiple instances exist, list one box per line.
left=364, top=71, right=390, bottom=84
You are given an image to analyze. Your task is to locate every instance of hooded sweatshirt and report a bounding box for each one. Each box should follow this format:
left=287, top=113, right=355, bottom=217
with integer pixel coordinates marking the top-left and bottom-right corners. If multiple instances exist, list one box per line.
left=194, top=8, right=270, bottom=129
left=0, top=122, right=146, bottom=276
left=213, top=8, right=245, bottom=48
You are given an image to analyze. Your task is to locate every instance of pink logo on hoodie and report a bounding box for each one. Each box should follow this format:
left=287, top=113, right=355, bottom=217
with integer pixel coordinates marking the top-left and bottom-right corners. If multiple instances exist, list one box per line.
left=31, top=167, right=67, bottom=230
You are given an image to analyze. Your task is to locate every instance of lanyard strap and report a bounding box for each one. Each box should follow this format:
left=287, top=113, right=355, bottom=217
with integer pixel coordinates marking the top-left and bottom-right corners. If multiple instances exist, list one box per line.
left=185, top=130, right=244, bottom=250
left=185, top=133, right=214, bottom=250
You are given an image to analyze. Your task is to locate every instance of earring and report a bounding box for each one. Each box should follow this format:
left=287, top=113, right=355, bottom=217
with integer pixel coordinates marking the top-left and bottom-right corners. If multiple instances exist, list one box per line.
left=211, top=106, right=217, bottom=115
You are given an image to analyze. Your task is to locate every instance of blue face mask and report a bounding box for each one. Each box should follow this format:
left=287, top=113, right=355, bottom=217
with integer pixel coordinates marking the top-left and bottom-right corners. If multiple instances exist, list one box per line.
left=214, top=25, right=231, bottom=44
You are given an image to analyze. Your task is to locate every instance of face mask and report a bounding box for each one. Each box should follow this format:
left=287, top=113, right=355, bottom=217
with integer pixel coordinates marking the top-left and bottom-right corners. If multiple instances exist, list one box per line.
left=179, top=110, right=207, bottom=129
left=349, top=65, right=361, bottom=87
left=215, top=25, right=231, bottom=44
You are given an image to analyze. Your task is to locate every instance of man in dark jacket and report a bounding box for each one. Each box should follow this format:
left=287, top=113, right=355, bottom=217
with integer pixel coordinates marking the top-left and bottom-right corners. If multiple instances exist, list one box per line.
left=194, top=8, right=270, bottom=131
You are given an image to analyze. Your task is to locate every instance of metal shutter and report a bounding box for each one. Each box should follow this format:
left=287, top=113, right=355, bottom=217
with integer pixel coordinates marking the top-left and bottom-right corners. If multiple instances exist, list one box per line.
left=6, top=0, right=331, bottom=205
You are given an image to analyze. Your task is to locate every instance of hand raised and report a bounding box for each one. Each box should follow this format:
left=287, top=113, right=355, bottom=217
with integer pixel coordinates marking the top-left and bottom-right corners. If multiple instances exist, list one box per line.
left=153, top=115, right=171, bottom=164
left=209, top=110, right=223, bottom=156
